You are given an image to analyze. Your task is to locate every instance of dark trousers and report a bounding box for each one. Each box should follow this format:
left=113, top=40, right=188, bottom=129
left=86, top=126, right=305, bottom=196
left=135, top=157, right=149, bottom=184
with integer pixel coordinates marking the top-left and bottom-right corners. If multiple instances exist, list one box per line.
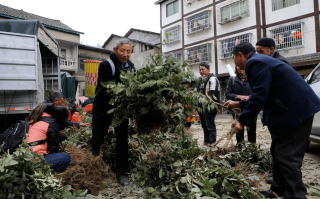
left=91, top=116, right=129, bottom=173
left=198, top=108, right=217, bottom=144
left=232, top=114, right=257, bottom=144
left=270, top=115, right=313, bottom=199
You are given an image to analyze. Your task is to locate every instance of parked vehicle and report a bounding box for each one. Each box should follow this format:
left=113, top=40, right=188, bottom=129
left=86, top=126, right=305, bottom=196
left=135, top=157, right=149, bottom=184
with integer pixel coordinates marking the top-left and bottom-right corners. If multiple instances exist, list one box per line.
left=0, top=20, right=60, bottom=132
left=305, top=63, right=320, bottom=144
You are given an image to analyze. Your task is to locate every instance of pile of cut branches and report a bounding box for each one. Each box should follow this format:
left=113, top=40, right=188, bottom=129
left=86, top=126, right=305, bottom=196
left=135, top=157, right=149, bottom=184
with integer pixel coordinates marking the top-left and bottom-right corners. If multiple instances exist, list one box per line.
left=104, top=53, right=216, bottom=134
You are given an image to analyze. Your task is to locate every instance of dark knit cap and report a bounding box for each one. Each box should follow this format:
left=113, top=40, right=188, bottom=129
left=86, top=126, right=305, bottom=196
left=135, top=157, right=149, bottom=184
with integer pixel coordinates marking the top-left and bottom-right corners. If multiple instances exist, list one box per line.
left=256, top=37, right=275, bottom=48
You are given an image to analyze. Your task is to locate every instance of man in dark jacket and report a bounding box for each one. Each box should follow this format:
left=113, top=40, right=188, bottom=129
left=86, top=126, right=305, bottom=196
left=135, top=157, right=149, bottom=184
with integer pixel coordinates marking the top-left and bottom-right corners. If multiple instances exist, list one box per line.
left=224, top=42, right=320, bottom=199
left=91, top=38, right=134, bottom=187
left=197, top=62, right=220, bottom=146
left=256, top=37, right=291, bottom=185
left=225, top=65, right=256, bottom=143
left=256, top=37, right=291, bottom=66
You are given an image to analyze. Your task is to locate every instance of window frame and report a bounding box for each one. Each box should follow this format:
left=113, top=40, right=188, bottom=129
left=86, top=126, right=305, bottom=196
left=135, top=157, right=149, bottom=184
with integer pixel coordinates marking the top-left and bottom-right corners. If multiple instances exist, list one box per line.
left=61, top=49, right=66, bottom=59
left=185, top=10, right=211, bottom=35
left=218, top=33, right=252, bottom=59
left=186, top=43, right=212, bottom=65
left=219, top=0, right=249, bottom=25
left=164, top=51, right=182, bottom=61
left=272, top=0, right=300, bottom=11
left=164, top=25, right=180, bottom=44
left=166, top=0, right=179, bottom=17
left=268, top=22, right=304, bottom=51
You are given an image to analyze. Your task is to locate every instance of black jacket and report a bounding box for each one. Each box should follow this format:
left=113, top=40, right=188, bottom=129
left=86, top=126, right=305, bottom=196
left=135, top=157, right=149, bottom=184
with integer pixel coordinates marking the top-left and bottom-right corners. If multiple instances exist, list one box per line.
left=270, top=50, right=291, bottom=66
left=225, top=75, right=252, bottom=101
left=93, top=52, right=135, bottom=122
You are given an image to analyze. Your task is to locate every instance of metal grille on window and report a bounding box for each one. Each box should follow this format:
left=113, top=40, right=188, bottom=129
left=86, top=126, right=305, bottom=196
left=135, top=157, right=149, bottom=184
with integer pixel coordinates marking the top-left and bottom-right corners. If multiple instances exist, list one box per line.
left=217, top=0, right=249, bottom=25
left=186, top=11, right=210, bottom=34
left=165, top=26, right=180, bottom=44
left=272, top=0, right=300, bottom=11
left=164, top=52, right=182, bottom=61
left=187, top=44, right=211, bottom=64
left=219, top=34, right=251, bottom=59
left=269, top=23, right=303, bottom=50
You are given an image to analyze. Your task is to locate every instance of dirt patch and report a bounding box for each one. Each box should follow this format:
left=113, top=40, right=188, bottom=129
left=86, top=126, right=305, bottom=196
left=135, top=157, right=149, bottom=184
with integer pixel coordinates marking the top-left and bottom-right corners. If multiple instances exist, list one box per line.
left=61, top=145, right=116, bottom=194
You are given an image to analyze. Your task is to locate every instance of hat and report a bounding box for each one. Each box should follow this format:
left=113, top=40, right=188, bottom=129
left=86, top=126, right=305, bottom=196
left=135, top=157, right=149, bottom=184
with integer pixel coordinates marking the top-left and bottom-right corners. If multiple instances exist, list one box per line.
left=256, top=37, right=275, bottom=48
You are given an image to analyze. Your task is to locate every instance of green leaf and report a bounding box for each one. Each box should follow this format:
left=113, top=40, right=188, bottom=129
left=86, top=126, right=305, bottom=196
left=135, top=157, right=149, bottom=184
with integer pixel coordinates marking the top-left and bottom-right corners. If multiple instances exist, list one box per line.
left=146, top=187, right=154, bottom=194
left=159, top=168, right=163, bottom=178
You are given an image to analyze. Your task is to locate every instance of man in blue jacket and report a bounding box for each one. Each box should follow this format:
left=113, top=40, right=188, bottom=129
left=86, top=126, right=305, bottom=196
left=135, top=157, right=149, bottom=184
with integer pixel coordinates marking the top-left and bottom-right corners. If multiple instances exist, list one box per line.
left=224, top=42, right=320, bottom=199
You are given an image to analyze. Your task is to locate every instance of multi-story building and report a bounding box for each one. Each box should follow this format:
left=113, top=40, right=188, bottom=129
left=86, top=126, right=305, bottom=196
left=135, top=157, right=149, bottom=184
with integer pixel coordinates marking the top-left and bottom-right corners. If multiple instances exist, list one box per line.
left=155, top=0, right=320, bottom=102
left=0, top=4, right=83, bottom=77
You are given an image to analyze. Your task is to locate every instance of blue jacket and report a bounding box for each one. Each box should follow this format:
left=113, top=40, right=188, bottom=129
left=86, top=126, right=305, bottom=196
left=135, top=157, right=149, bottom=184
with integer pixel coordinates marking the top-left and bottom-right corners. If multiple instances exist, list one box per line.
left=238, top=53, right=320, bottom=138
left=42, top=100, right=80, bottom=128
left=225, top=75, right=252, bottom=101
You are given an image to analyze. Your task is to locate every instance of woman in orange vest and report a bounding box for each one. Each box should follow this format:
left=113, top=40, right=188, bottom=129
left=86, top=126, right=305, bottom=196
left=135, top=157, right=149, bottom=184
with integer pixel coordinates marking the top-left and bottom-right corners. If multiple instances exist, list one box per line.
left=26, top=103, right=71, bottom=172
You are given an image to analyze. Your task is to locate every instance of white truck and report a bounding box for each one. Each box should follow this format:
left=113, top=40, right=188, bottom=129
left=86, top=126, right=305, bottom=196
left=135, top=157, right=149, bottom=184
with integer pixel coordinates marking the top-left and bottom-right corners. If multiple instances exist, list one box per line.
left=0, top=20, right=60, bottom=132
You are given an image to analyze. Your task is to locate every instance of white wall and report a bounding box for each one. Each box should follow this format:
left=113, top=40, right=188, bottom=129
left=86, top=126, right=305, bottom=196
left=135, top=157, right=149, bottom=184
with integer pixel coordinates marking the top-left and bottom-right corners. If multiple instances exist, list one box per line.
left=266, top=16, right=316, bottom=58
left=217, top=29, right=257, bottom=75
left=216, top=0, right=257, bottom=36
left=162, top=21, right=183, bottom=53
left=162, top=0, right=183, bottom=26
left=184, top=40, right=215, bottom=77
left=184, top=8, right=215, bottom=45
left=183, top=0, right=213, bottom=15
left=265, top=0, right=314, bottom=25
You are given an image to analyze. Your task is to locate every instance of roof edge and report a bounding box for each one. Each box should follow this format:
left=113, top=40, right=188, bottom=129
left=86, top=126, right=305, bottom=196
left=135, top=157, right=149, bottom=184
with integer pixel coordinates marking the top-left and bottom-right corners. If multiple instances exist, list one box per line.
left=0, top=14, right=83, bottom=35
left=124, top=28, right=160, bottom=37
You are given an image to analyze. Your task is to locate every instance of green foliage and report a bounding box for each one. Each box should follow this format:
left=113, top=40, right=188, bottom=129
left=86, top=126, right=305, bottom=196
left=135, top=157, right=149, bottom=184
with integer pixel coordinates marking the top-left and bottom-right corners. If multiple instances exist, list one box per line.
left=101, top=128, right=271, bottom=198
left=103, top=53, right=216, bottom=133
left=0, top=142, right=95, bottom=199
left=44, top=90, right=54, bottom=101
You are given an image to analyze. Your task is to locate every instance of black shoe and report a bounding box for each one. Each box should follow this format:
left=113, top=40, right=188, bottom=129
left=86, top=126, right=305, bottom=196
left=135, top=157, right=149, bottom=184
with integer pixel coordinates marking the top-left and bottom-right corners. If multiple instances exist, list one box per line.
left=116, top=173, right=130, bottom=187
left=265, top=177, right=273, bottom=184
left=260, top=189, right=283, bottom=199
left=91, top=148, right=100, bottom=156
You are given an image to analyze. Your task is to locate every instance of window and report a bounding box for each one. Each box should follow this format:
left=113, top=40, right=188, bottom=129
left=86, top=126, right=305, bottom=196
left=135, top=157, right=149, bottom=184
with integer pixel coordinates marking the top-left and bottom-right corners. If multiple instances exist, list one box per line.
left=164, top=51, right=182, bottom=61
left=186, top=11, right=211, bottom=34
left=219, top=33, right=251, bottom=59
left=140, top=43, right=144, bottom=52
left=166, top=0, right=179, bottom=17
left=61, top=49, right=66, bottom=59
left=219, top=0, right=249, bottom=25
left=269, top=23, right=303, bottom=50
left=145, top=45, right=148, bottom=51
left=150, top=46, right=154, bottom=50
left=165, top=25, right=180, bottom=44
left=272, top=0, right=300, bottom=11
left=186, top=44, right=211, bottom=64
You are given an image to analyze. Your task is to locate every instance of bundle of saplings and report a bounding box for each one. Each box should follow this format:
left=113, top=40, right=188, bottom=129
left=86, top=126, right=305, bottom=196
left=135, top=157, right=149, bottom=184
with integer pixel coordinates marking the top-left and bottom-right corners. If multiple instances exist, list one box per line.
left=103, top=53, right=216, bottom=134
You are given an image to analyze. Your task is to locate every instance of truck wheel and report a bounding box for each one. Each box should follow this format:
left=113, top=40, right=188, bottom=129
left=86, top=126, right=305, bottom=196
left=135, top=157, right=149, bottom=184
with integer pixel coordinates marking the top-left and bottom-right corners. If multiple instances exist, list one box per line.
left=185, top=122, right=192, bottom=129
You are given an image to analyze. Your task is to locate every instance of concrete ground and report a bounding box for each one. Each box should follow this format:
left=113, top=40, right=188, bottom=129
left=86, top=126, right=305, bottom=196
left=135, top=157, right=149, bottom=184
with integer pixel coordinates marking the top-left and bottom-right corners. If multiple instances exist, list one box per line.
left=187, top=114, right=320, bottom=198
